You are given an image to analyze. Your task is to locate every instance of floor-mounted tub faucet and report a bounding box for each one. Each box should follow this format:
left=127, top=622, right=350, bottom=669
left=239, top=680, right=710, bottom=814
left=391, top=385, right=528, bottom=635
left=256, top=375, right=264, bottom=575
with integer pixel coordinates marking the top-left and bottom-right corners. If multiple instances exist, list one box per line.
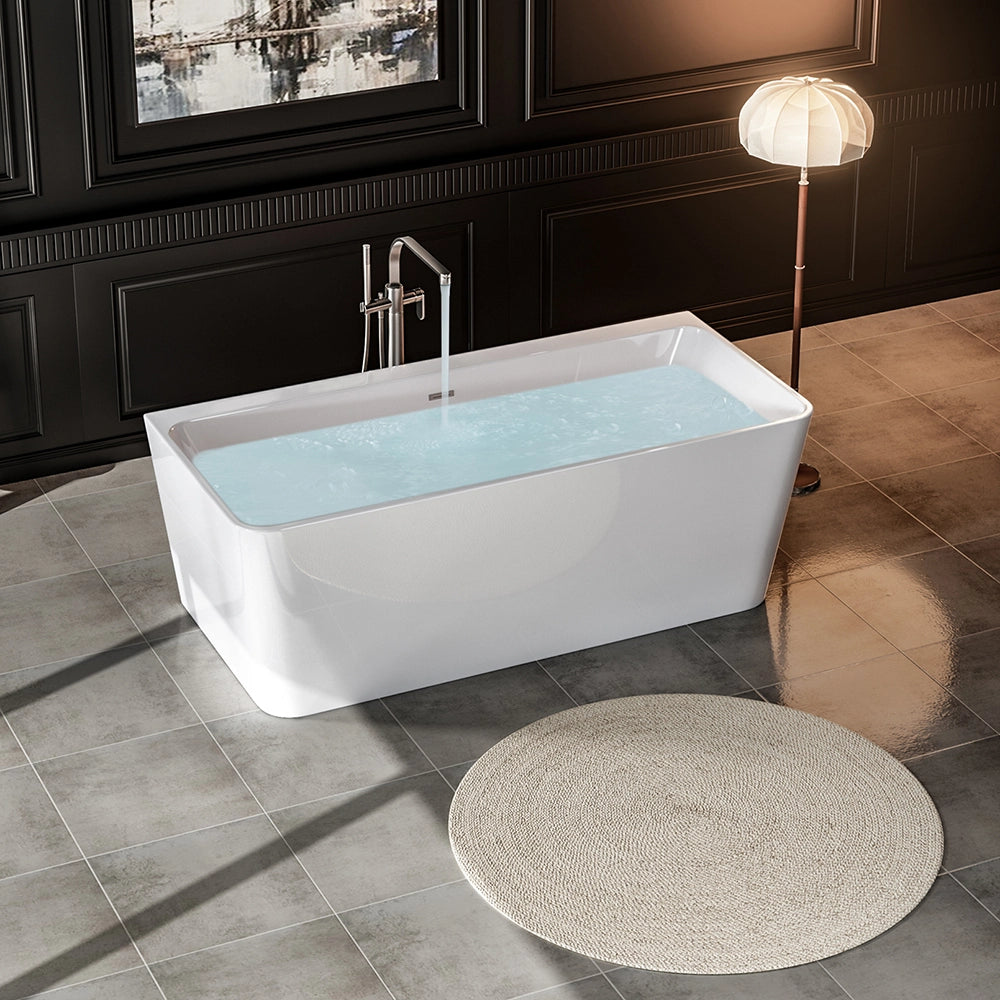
left=360, top=236, right=451, bottom=369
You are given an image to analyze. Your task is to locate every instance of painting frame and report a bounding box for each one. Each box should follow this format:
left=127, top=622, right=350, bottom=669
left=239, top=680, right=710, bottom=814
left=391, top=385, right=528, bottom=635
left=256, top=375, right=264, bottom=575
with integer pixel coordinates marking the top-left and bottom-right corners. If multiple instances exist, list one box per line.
left=78, top=0, right=479, bottom=185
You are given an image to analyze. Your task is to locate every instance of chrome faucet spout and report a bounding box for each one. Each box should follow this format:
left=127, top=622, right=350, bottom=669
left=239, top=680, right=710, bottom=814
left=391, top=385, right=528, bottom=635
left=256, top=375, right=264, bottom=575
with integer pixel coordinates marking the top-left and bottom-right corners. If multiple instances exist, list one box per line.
left=388, top=236, right=452, bottom=287
left=360, top=236, right=451, bottom=369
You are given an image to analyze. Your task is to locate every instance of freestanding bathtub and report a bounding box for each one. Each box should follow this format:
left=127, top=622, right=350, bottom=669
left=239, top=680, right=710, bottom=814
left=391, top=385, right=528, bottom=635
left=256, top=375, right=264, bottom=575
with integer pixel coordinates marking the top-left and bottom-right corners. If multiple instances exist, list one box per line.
left=145, top=311, right=811, bottom=717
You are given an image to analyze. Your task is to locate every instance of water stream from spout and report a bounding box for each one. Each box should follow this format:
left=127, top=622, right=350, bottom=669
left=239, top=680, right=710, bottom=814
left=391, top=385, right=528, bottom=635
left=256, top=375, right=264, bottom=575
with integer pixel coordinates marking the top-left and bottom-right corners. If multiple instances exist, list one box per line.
left=440, top=282, right=451, bottom=412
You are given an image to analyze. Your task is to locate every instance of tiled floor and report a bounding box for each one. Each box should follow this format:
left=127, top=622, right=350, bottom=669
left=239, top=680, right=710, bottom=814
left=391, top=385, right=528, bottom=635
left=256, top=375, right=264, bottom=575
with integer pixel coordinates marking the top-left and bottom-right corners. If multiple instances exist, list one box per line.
left=1, top=290, right=1000, bottom=1000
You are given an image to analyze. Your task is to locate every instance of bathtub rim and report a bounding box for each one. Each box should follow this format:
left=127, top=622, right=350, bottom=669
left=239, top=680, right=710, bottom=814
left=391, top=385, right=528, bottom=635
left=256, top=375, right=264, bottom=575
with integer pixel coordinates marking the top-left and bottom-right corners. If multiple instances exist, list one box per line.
left=144, top=310, right=812, bottom=533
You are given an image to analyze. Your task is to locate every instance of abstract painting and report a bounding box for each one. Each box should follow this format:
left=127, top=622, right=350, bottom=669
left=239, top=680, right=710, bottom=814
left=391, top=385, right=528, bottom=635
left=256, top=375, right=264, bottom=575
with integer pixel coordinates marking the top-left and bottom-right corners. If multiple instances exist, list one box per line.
left=132, top=0, right=439, bottom=122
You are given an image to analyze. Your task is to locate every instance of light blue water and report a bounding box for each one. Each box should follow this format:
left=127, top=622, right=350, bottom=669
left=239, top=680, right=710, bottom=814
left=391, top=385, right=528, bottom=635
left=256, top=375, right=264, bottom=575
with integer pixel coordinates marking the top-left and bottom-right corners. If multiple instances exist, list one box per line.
left=193, top=366, right=766, bottom=526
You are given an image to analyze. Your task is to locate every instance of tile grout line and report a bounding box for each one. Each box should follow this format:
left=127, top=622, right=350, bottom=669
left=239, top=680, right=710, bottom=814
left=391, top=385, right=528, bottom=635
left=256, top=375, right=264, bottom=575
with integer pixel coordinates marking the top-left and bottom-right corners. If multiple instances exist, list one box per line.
left=334, top=877, right=469, bottom=917
left=0, top=720, right=169, bottom=1000
left=945, top=853, right=1000, bottom=875
left=503, top=970, right=629, bottom=1000
left=816, top=959, right=864, bottom=1000
left=682, top=624, right=764, bottom=696
left=944, top=871, right=1000, bottom=927
left=534, top=660, right=583, bottom=707
left=900, top=732, right=1000, bottom=765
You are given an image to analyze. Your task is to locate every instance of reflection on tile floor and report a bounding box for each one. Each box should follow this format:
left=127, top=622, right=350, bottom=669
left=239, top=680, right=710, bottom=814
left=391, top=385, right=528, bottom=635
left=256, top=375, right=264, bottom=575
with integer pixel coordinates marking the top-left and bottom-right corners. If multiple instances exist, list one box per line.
left=2, top=291, right=1000, bottom=999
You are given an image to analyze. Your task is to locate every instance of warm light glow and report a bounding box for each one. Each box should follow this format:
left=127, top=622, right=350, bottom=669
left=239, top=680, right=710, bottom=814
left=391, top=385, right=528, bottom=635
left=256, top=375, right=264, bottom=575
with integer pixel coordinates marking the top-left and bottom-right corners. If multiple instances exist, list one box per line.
left=739, top=76, right=875, bottom=167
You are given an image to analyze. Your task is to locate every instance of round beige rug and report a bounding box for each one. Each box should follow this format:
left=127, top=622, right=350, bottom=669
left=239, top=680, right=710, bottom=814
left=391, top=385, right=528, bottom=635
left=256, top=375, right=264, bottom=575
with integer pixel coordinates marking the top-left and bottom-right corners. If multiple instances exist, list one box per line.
left=448, top=693, right=942, bottom=974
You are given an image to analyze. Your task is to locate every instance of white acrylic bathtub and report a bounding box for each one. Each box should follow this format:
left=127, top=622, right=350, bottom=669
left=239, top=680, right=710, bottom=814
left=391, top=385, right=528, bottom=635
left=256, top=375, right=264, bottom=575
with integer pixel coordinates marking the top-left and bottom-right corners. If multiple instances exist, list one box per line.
left=145, top=311, right=811, bottom=717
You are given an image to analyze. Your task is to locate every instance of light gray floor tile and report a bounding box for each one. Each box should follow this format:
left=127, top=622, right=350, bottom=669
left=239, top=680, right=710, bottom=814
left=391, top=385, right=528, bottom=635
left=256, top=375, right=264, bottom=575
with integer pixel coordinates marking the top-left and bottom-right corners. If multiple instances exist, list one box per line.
left=541, top=627, right=748, bottom=703
left=0, top=571, right=142, bottom=674
left=524, top=978, right=627, bottom=1000
left=847, top=323, right=1000, bottom=394
left=0, top=477, right=44, bottom=513
left=0, top=716, right=27, bottom=770
left=875, top=454, right=1000, bottom=544
left=382, top=662, right=576, bottom=767
left=53, top=482, right=169, bottom=567
left=760, top=343, right=906, bottom=413
left=734, top=325, right=832, bottom=362
left=921, top=377, right=1000, bottom=451
left=149, top=917, right=390, bottom=1000
left=272, top=770, right=462, bottom=911
left=821, top=548, right=1000, bottom=650
left=0, top=862, right=140, bottom=1000
left=758, top=652, right=995, bottom=760
left=690, top=578, right=896, bottom=687
left=20, top=967, right=165, bottom=1000
left=906, top=737, right=1000, bottom=871
left=931, top=289, right=1000, bottom=320
left=0, top=765, right=80, bottom=877
left=36, top=458, right=155, bottom=500
left=152, top=630, right=257, bottom=720
left=817, top=303, right=945, bottom=342
left=91, top=814, right=331, bottom=963
left=907, top=628, right=1000, bottom=730
left=36, top=726, right=260, bottom=855
left=439, top=759, right=476, bottom=789
left=340, top=880, right=597, bottom=1000
left=0, top=645, right=199, bottom=760
left=766, top=550, right=813, bottom=592
left=960, top=309, right=1000, bottom=347
left=809, top=398, right=986, bottom=480
left=796, top=437, right=864, bottom=489
left=0, top=504, right=92, bottom=587
left=208, top=701, right=430, bottom=810
left=958, top=534, right=1000, bottom=580
left=950, top=857, right=1000, bottom=919
left=779, top=481, right=943, bottom=577
left=820, top=874, right=1000, bottom=1000
left=608, top=963, right=850, bottom=999
left=101, top=554, right=196, bottom=639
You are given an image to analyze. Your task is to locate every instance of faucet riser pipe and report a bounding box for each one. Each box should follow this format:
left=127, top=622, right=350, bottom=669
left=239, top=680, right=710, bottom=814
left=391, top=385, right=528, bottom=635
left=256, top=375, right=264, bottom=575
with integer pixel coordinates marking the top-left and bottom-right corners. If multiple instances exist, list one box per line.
left=386, top=283, right=405, bottom=368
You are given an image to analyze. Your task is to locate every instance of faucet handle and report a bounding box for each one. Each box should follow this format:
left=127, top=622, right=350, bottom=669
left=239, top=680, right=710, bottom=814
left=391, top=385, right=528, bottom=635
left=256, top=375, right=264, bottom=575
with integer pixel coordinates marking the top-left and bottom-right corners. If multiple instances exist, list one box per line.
left=403, top=287, right=426, bottom=321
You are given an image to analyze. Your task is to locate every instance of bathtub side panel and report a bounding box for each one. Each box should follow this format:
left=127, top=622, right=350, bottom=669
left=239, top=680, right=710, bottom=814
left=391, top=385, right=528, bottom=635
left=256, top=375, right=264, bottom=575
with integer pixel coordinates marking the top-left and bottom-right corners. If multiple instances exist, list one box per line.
left=244, top=415, right=807, bottom=716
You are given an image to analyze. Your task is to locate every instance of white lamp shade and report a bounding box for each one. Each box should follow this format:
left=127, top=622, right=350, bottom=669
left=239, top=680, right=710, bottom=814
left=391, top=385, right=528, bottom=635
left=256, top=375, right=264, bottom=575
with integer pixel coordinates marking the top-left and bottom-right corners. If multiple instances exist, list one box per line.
left=739, top=76, right=874, bottom=167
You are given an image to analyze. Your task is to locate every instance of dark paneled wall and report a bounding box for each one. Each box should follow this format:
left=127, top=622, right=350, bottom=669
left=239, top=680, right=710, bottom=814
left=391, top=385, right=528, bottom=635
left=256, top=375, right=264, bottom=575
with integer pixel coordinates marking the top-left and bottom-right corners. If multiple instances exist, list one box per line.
left=1, top=0, right=998, bottom=479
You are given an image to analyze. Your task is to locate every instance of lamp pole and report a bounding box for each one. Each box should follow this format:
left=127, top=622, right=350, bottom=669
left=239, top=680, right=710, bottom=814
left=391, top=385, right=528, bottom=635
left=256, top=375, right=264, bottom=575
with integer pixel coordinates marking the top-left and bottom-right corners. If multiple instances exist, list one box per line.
left=791, top=166, right=808, bottom=393
left=791, top=165, right=820, bottom=494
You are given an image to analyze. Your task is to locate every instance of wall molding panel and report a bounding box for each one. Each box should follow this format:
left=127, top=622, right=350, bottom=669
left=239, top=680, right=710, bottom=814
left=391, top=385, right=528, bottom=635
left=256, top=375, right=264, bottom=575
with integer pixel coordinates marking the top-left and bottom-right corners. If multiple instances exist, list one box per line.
left=874, top=79, right=1000, bottom=127
left=537, top=166, right=863, bottom=336
left=528, top=0, right=877, bottom=117
left=4, top=78, right=996, bottom=275
left=887, top=115, right=1000, bottom=284
left=0, top=295, right=41, bottom=442
left=0, top=0, right=36, bottom=201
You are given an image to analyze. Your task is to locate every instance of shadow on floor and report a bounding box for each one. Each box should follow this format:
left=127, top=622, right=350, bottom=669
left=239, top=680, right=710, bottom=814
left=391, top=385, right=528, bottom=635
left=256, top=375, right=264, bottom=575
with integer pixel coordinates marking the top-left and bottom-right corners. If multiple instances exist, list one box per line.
left=0, top=466, right=119, bottom=515
left=0, top=636, right=447, bottom=998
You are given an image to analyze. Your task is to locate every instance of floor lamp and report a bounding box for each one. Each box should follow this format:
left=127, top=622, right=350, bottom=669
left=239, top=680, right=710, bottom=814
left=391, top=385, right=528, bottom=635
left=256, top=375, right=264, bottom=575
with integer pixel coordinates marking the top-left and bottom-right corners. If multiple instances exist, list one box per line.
left=739, top=76, right=874, bottom=495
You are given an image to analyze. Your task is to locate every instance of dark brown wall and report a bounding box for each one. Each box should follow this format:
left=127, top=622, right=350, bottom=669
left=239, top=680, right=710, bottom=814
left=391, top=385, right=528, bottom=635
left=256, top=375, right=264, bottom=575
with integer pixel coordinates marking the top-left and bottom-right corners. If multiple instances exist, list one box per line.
left=1, top=0, right=998, bottom=478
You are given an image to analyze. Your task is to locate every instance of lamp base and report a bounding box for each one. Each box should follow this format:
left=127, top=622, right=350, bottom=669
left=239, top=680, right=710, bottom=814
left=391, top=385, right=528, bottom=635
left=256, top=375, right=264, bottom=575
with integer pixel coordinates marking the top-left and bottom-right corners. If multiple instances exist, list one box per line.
left=792, top=463, right=821, bottom=496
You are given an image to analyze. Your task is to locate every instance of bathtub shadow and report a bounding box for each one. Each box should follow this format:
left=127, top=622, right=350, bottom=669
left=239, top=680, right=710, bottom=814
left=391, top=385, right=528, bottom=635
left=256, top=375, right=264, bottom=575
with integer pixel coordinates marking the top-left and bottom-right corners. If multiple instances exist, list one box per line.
left=0, top=465, right=122, bottom=515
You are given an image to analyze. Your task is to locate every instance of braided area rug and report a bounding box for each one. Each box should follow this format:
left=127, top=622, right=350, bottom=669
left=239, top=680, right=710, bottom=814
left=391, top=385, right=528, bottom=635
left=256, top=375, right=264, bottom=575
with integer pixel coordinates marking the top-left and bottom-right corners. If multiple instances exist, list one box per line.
left=448, top=693, right=942, bottom=974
